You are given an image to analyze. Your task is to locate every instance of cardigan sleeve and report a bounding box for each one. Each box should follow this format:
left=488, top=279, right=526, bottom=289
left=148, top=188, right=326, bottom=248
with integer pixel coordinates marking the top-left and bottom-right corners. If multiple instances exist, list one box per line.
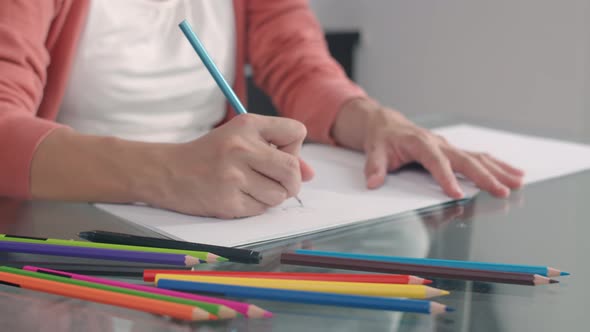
left=246, top=0, right=367, bottom=144
left=0, top=0, right=68, bottom=198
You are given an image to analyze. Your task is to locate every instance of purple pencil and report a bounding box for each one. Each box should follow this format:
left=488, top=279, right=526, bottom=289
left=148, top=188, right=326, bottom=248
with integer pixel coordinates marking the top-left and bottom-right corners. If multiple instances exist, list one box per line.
left=0, top=241, right=198, bottom=267
left=23, top=266, right=272, bottom=319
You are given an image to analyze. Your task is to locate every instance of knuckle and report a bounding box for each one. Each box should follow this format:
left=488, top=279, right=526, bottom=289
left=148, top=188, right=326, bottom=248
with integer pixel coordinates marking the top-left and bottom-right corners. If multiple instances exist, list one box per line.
left=435, top=134, right=449, bottom=145
left=221, top=169, right=244, bottom=185
left=405, top=130, right=431, bottom=148
left=283, top=154, right=299, bottom=171
left=232, top=113, right=258, bottom=128
left=223, top=136, right=249, bottom=153
left=478, top=152, right=492, bottom=160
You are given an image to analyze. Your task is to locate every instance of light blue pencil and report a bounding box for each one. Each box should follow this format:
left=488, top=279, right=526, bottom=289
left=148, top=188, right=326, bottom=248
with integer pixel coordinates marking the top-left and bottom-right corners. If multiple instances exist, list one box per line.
left=294, top=249, right=569, bottom=277
left=178, top=19, right=247, bottom=115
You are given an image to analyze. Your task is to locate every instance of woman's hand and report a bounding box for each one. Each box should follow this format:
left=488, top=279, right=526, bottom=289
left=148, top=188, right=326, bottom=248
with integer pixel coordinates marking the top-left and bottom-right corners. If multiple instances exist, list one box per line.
left=150, top=114, right=314, bottom=218
left=332, top=99, right=524, bottom=198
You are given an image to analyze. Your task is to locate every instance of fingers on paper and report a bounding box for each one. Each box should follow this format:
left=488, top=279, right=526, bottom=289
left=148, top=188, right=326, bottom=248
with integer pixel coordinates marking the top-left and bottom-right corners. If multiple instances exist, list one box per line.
left=448, top=150, right=510, bottom=197
left=416, top=144, right=464, bottom=199
left=364, top=144, right=388, bottom=189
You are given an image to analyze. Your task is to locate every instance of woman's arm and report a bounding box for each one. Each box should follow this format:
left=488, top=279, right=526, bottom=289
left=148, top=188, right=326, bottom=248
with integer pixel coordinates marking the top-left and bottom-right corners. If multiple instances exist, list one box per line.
left=0, top=1, right=309, bottom=218
left=246, top=0, right=367, bottom=144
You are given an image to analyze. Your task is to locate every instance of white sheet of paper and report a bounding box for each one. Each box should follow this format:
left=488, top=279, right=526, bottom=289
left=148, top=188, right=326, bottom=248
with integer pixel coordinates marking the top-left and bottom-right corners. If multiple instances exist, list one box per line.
left=96, top=124, right=590, bottom=247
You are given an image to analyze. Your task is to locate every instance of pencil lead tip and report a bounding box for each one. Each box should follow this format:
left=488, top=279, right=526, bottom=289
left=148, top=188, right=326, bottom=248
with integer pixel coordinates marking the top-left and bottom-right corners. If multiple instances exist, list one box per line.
left=549, top=279, right=559, bottom=284
left=295, top=196, right=303, bottom=207
left=445, top=306, right=455, bottom=312
left=560, top=271, right=570, bottom=276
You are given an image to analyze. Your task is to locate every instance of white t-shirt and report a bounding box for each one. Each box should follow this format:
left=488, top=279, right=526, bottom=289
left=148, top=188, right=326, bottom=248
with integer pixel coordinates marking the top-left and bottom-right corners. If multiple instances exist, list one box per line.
left=59, top=0, right=235, bottom=143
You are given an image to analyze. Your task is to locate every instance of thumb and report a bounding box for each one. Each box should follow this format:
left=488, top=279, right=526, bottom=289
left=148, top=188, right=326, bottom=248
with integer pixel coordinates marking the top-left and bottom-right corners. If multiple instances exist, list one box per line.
left=364, top=145, right=388, bottom=189
left=299, top=157, right=315, bottom=182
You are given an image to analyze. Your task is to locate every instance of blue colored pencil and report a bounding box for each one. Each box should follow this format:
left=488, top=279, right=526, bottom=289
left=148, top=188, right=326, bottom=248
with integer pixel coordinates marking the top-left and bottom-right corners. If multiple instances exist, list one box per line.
left=178, top=19, right=247, bottom=115
left=0, top=241, right=200, bottom=267
left=295, top=249, right=569, bottom=277
left=156, top=278, right=453, bottom=315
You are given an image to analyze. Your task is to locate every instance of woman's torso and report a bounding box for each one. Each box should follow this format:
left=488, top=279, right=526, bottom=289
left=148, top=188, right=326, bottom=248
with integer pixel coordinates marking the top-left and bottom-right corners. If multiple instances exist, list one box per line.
left=58, top=0, right=235, bottom=143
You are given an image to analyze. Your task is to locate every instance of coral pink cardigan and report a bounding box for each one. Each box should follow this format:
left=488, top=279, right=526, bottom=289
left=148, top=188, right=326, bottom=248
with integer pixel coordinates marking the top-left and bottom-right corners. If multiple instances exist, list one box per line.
left=0, top=0, right=366, bottom=199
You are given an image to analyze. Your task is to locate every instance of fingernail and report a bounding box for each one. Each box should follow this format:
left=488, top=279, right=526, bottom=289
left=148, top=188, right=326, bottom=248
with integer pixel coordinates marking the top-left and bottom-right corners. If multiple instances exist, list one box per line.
left=453, top=184, right=464, bottom=198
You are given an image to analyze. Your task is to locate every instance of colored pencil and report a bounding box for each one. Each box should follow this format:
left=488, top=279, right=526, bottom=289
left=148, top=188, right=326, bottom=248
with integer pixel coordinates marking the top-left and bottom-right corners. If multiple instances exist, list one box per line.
left=280, top=253, right=558, bottom=286
left=23, top=266, right=271, bottom=319
left=0, top=241, right=200, bottom=267
left=0, top=233, right=226, bottom=263
left=9, top=267, right=235, bottom=319
left=295, top=249, right=569, bottom=277
left=178, top=19, right=246, bottom=114
left=154, top=274, right=448, bottom=299
left=177, top=19, right=303, bottom=206
left=156, top=278, right=453, bottom=315
left=143, top=270, right=431, bottom=284
left=79, top=230, right=261, bottom=264
left=0, top=270, right=215, bottom=321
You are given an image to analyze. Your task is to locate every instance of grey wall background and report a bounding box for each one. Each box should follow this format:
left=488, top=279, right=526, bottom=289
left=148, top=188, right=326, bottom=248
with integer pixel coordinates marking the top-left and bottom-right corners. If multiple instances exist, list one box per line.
left=309, top=0, right=590, bottom=139
left=309, top=2, right=589, bottom=330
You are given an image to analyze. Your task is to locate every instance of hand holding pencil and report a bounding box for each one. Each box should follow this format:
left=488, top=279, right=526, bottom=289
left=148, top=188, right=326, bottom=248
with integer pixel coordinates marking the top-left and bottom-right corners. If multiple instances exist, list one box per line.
left=177, top=19, right=312, bottom=216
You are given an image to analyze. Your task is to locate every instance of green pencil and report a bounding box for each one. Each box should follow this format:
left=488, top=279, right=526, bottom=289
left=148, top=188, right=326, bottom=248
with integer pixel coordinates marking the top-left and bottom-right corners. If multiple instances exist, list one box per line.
left=0, top=234, right=227, bottom=263
left=0, top=267, right=237, bottom=319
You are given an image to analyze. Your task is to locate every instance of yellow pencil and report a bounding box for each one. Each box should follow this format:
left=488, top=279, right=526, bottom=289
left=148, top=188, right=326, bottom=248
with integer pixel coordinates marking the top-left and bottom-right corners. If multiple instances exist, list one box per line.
left=154, top=274, right=449, bottom=299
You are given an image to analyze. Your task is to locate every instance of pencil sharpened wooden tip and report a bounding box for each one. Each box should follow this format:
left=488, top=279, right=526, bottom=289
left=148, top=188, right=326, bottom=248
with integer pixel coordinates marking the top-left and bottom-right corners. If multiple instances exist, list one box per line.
left=207, top=253, right=228, bottom=263
left=408, top=276, right=429, bottom=285
left=425, top=286, right=449, bottom=298
left=217, top=306, right=238, bottom=320
left=533, top=274, right=558, bottom=285
left=430, top=302, right=450, bottom=315
left=546, top=267, right=563, bottom=277
left=192, top=310, right=218, bottom=321
left=247, top=305, right=273, bottom=319
left=185, top=255, right=201, bottom=267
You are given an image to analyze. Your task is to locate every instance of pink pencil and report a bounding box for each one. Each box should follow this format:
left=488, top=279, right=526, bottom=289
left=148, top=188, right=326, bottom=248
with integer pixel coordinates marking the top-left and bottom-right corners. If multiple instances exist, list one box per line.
left=23, top=266, right=271, bottom=319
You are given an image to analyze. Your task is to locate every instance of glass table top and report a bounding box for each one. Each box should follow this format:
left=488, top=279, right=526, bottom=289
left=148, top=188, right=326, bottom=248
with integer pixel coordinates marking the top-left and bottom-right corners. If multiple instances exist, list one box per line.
left=0, top=116, right=587, bottom=331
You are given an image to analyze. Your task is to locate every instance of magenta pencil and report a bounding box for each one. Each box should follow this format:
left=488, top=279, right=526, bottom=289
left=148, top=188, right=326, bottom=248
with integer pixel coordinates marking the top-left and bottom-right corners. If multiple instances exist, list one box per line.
left=22, top=266, right=271, bottom=319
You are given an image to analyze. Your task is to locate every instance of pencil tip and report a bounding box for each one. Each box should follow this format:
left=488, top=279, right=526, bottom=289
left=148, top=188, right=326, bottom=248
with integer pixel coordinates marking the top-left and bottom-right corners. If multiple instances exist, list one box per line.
left=423, top=279, right=433, bottom=285
left=445, top=306, right=455, bottom=312
left=549, top=279, right=559, bottom=284
left=263, top=311, right=274, bottom=318
left=560, top=271, right=570, bottom=276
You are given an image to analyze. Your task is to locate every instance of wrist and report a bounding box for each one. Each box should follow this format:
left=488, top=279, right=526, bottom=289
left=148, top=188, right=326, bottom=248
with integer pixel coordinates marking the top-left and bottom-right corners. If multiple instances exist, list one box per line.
left=331, top=97, right=380, bottom=151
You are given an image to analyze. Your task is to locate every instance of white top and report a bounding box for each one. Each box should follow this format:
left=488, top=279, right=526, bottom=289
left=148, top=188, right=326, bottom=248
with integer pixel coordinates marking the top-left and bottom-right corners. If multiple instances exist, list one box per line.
left=59, top=0, right=235, bottom=143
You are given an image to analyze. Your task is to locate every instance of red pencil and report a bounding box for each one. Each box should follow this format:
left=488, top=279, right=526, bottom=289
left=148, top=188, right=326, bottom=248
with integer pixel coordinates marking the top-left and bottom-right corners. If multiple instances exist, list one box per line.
left=143, top=270, right=431, bottom=285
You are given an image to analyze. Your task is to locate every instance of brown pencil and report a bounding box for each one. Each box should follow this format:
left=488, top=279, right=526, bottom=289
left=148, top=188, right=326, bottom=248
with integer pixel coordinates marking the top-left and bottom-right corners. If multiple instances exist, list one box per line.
left=280, top=253, right=558, bottom=286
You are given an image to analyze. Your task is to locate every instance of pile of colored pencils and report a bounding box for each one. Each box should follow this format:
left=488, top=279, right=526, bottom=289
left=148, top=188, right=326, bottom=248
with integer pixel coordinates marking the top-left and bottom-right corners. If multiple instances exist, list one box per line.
left=0, top=265, right=272, bottom=321
left=148, top=269, right=454, bottom=315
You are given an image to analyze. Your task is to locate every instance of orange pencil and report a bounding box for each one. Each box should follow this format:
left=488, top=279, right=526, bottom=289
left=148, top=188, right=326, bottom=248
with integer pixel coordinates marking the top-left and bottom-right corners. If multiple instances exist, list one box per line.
left=0, top=271, right=216, bottom=321
left=144, top=270, right=431, bottom=284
